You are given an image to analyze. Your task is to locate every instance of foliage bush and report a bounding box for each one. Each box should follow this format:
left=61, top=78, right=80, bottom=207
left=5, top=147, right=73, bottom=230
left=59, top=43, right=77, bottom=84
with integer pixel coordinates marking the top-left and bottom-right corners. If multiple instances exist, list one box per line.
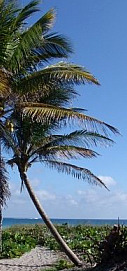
left=1, top=223, right=127, bottom=265
left=43, top=259, right=74, bottom=271
left=1, top=224, right=45, bottom=258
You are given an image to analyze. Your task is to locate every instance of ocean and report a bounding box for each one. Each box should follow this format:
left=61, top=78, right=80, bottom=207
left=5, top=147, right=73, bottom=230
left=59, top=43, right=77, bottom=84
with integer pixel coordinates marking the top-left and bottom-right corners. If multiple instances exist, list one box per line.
left=2, top=217, right=127, bottom=228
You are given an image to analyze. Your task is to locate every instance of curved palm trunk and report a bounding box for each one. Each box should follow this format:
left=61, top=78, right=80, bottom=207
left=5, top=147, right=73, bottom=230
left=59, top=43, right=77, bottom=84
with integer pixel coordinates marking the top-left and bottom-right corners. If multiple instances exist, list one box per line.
left=0, top=206, right=1, bottom=252
left=18, top=168, right=82, bottom=266
left=0, top=142, right=2, bottom=253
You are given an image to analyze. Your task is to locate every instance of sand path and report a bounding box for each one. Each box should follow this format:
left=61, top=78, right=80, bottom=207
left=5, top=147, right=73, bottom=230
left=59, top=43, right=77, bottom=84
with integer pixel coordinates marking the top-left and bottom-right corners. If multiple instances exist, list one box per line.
left=0, top=246, right=61, bottom=271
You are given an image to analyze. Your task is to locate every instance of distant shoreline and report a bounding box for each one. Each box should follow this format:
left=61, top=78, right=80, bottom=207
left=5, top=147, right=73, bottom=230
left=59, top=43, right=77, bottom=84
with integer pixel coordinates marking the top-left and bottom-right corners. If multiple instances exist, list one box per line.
left=2, top=217, right=127, bottom=228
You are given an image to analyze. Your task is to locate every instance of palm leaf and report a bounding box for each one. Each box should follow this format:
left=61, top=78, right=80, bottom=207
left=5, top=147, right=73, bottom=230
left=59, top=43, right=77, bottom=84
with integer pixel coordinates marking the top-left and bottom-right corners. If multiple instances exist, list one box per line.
left=56, top=130, right=114, bottom=147
left=39, top=85, right=76, bottom=106
left=38, top=145, right=98, bottom=159
left=18, top=62, right=100, bottom=92
left=0, top=1, right=40, bottom=66
left=35, top=130, right=114, bottom=149
left=43, top=160, right=108, bottom=189
left=9, top=8, right=56, bottom=73
left=21, top=80, right=76, bottom=106
left=12, top=0, right=40, bottom=29
left=0, top=123, right=20, bottom=156
left=0, top=157, right=10, bottom=206
left=0, top=1, right=18, bottom=64
left=31, top=33, right=73, bottom=61
left=9, top=26, right=42, bottom=73
left=33, top=8, right=55, bottom=33
left=21, top=102, right=119, bottom=135
left=70, top=108, right=87, bottom=112
left=0, top=69, right=10, bottom=97
left=19, top=33, right=73, bottom=72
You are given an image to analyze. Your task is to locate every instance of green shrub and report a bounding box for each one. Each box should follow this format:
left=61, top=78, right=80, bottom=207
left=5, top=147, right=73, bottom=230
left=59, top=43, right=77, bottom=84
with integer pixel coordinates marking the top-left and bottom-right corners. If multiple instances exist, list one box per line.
left=1, top=223, right=127, bottom=264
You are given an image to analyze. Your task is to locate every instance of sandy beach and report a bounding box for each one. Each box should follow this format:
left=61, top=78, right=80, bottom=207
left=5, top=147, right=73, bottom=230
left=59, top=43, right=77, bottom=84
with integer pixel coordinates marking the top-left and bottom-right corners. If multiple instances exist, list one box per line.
left=0, top=246, right=63, bottom=271
left=0, top=246, right=126, bottom=271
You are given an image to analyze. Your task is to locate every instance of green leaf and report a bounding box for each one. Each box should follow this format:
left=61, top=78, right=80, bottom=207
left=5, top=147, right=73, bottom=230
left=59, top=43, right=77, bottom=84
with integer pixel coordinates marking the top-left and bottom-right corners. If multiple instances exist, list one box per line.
left=18, top=62, right=100, bottom=93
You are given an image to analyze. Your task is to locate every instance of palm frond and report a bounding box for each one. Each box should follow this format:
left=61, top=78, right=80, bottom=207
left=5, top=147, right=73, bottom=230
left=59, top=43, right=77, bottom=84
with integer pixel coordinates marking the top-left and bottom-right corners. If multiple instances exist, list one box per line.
left=36, top=130, right=114, bottom=149
left=19, top=33, right=73, bottom=72
left=9, top=27, right=42, bottom=73
left=18, top=62, right=100, bottom=92
left=39, top=85, right=76, bottom=106
left=70, top=108, right=87, bottom=112
left=0, top=157, right=10, bottom=206
left=0, top=1, right=18, bottom=64
left=0, top=1, right=39, bottom=66
left=43, top=160, right=108, bottom=189
left=32, top=33, right=73, bottom=61
left=0, top=123, right=20, bottom=156
left=12, top=0, right=40, bottom=29
left=33, top=8, right=55, bottom=34
left=0, top=68, right=10, bottom=97
left=21, top=102, right=119, bottom=135
left=7, top=157, right=17, bottom=168
left=9, top=8, right=57, bottom=73
left=59, top=130, right=114, bottom=147
left=22, top=82, right=76, bottom=107
left=38, top=145, right=98, bottom=159
left=0, top=1, right=3, bottom=7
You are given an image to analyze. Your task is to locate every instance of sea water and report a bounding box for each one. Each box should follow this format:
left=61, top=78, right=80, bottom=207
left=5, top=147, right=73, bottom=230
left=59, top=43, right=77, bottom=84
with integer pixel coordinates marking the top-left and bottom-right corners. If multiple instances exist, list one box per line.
left=3, top=217, right=127, bottom=228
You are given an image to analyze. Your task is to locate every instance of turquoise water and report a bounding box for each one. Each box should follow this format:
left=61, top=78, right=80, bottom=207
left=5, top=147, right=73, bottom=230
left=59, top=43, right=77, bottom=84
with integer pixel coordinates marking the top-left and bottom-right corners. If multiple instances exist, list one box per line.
left=3, top=218, right=127, bottom=228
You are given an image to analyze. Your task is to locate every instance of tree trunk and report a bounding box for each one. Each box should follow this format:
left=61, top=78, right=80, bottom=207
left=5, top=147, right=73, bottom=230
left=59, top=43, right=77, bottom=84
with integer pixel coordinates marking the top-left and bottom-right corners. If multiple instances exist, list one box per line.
left=0, top=198, right=1, bottom=252
left=18, top=168, right=82, bottom=266
left=0, top=142, right=2, bottom=253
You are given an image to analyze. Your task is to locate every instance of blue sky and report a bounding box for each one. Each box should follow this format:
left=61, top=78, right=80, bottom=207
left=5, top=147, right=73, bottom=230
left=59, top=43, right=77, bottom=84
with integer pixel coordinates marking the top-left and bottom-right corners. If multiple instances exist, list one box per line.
left=3, top=0, right=127, bottom=219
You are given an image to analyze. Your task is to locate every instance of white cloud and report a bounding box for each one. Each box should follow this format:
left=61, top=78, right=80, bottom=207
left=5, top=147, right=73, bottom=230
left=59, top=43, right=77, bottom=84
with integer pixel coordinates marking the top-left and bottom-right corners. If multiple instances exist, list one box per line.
left=15, top=190, right=21, bottom=196
left=30, top=178, right=41, bottom=188
left=77, top=189, right=98, bottom=203
left=75, top=178, right=127, bottom=218
left=36, top=190, right=56, bottom=201
left=4, top=174, right=127, bottom=219
left=111, top=191, right=127, bottom=202
left=65, top=195, right=78, bottom=206
left=12, top=199, right=26, bottom=205
left=69, top=199, right=78, bottom=205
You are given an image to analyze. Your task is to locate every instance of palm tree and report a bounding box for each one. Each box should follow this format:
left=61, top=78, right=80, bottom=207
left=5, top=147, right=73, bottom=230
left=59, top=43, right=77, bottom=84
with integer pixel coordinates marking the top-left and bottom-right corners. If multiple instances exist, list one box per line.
left=0, top=0, right=118, bottom=137
left=0, top=0, right=119, bottom=265
left=3, top=107, right=116, bottom=266
left=0, top=0, right=107, bottom=145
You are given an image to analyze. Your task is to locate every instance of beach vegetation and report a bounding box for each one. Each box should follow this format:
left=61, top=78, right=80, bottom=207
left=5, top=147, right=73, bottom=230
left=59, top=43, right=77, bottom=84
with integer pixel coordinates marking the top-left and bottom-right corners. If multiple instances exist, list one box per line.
left=1, top=224, right=107, bottom=260
left=1, top=224, right=127, bottom=269
left=43, top=259, right=74, bottom=271
left=2, top=229, right=36, bottom=258
left=0, top=224, right=117, bottom=261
